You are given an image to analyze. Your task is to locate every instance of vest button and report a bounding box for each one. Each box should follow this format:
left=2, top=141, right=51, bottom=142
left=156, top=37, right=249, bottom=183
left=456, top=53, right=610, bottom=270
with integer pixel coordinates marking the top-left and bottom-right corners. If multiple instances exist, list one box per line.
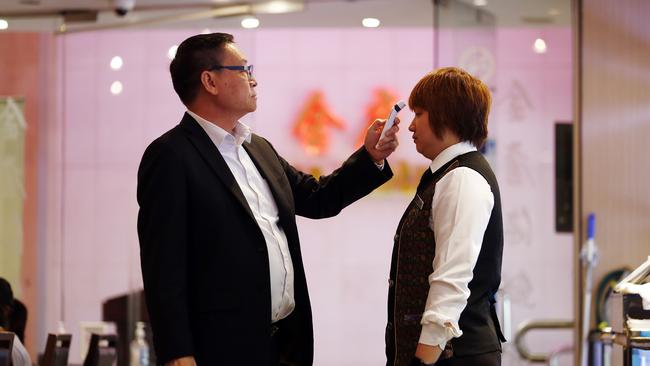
left=388, top=279, right=395, bottom=287
left=393, top=234, right=399, bottom=242
left=387, top=322, right=393, bottom=330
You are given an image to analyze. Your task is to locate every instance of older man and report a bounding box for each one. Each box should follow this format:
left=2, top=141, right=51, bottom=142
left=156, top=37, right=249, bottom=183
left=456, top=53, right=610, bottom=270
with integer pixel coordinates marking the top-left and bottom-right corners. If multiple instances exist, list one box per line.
left=137, top=32, right=399, bottom=366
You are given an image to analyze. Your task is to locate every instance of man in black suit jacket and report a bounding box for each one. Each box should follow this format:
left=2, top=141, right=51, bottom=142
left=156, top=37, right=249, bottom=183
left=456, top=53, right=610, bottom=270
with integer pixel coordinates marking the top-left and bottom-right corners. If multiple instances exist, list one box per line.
left=137, top=33, right=400, bottom=366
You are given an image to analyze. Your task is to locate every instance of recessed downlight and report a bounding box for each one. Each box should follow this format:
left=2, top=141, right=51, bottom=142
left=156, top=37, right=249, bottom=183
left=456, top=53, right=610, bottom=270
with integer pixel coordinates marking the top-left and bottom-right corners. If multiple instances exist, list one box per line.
left=110, top=81, right=123, bottom=95
left=168, top=45, right=178, bottom=60
left=110, top=56, right=123, bottom=70
left=533, top=38, right=547, bottom=54
left=241, top=17, right=260, bottom=29
left=362, top=18, right=380, bottom=28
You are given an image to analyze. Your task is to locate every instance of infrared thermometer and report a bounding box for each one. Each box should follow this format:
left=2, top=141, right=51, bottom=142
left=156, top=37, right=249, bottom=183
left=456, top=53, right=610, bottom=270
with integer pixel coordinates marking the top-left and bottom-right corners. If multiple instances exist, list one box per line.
left=379, top=101, right=406, bottom=141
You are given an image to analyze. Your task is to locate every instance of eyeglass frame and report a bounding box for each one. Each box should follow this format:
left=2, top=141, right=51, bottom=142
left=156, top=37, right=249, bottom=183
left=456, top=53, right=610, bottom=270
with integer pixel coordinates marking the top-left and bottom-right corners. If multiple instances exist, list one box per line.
left=208, top=64, right=254, bottom=79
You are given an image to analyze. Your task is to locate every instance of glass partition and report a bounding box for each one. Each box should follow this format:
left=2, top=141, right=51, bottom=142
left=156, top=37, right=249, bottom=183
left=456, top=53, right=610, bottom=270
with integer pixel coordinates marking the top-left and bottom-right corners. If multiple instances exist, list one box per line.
left=432, top=0, right=574, bottom=364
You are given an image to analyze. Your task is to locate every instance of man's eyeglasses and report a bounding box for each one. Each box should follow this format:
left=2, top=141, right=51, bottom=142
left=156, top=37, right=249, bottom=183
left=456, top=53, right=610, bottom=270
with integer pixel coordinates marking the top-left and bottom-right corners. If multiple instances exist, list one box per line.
left=209, top=65, right=254, bottom=79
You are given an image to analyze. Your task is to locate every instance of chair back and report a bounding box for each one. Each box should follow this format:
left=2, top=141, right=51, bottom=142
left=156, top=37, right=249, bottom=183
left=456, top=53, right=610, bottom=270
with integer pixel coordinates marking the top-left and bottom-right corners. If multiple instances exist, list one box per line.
left=0, top=332, right=15, bottom=366
left=42, top=333, right=72, bottom=366
left=83, top=334, right=118, bottom=366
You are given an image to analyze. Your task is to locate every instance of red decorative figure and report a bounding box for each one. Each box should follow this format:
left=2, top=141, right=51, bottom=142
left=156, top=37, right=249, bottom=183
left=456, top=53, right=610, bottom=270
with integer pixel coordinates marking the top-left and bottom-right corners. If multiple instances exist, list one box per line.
left=292, top=91, right=345, bottom=155
left=356, top=88, right=399, bottom=147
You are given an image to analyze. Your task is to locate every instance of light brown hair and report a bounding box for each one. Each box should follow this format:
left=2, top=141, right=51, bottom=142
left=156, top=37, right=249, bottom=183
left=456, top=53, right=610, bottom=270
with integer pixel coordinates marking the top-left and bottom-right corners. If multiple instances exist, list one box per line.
left=409, top=67, right=491, bottom=148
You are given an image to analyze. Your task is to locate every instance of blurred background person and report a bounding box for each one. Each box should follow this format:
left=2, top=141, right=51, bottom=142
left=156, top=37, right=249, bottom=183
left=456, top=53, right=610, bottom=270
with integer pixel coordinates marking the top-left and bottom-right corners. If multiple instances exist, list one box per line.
left=0, top=278, right=31, bottom=366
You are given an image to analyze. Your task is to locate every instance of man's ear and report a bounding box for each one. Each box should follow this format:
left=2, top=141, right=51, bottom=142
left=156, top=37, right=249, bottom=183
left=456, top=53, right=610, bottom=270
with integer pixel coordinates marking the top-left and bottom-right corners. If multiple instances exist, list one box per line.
left=200, top=70, right=219, bottom=96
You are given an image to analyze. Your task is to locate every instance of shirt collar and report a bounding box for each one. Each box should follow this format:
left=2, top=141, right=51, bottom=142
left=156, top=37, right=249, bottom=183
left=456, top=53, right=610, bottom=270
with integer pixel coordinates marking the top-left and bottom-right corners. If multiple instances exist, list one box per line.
left=429, top=141, right=477, bottom=174
left=186, top=110, right=252, bottom=147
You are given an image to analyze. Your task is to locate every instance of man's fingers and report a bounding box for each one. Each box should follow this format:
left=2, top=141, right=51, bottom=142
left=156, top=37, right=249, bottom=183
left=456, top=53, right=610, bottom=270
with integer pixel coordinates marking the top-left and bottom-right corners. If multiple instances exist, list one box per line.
left=371, top=118, right=386, bottom=132
left=384, top=125, right=400, bottom=137
left=376, top=138, right=399, bottom=151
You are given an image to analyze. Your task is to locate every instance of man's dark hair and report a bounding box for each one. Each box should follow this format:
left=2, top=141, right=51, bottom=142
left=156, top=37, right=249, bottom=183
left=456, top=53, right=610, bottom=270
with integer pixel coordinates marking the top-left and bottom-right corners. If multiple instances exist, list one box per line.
left=0, top=277, right=13, bottom=327
left=170, top=32, right=235, bottom=106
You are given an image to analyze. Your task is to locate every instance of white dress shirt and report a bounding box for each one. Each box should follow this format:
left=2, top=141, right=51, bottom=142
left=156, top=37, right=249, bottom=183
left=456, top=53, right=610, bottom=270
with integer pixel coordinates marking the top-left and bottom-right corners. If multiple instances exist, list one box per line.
left=188, top=110, right=295, bottom=323
left=418, top=141, right=495, bottom=349
left=4, top=333, right=31, bottom=366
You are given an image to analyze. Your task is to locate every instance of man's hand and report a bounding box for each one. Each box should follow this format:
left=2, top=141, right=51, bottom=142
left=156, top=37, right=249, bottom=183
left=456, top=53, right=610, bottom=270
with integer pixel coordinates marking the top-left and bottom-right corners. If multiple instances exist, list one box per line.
left=415, top=343, right=442, bottom=364
left=364, top=118, right=400, bottom=164
left=165, top=356, right=197, bottom=366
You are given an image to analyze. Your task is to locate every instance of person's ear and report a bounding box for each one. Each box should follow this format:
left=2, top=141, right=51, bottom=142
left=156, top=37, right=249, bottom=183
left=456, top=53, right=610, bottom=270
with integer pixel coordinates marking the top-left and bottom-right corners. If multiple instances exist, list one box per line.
left=200, top=70, right=219, bottom=96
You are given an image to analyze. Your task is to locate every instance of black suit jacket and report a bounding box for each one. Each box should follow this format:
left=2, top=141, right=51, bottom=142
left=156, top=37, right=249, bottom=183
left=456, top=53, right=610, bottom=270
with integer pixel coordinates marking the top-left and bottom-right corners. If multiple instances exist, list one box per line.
left=137, top=113, right=392, bottom=365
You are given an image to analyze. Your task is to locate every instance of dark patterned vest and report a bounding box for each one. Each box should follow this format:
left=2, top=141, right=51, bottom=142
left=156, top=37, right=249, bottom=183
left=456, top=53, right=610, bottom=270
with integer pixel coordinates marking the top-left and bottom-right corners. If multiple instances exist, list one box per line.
left=385, top=151, right=505, bottom=366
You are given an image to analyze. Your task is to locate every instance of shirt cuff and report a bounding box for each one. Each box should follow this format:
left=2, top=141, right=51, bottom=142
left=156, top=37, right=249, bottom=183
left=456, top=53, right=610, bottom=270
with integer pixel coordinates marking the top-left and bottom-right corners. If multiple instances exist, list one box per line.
left=374, top=160, right=385, bottom=170
left=418, top=319, right=463, bottom=350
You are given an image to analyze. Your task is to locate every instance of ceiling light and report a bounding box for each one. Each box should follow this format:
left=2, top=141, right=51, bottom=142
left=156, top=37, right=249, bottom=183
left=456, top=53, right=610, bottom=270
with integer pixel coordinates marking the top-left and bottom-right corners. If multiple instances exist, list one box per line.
left=241, top=17, right=260, bottom=29
left=0, top=19, right=8, bottom=30
left=168, top=45, right=178, bottom=60
left=474, top=0, right=488, bottom=6
left=533, top=38, right=547, bottom=54
left=362, top=18, right=380, bottom=28
left=110, top=81, right=123, bottom=95
left=201, top=28, right=211, bottom=34
left=253, top=1, right=303, bottom=14
left=110, top=56, right=123, bottom=70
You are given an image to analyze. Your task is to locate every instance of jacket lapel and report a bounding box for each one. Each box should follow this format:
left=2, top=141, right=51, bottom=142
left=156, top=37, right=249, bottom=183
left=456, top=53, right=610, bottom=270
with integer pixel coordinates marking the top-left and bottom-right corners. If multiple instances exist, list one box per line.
left=243, top=137, right=293, bottom=227
left=179, top=113, right=256, bottom=222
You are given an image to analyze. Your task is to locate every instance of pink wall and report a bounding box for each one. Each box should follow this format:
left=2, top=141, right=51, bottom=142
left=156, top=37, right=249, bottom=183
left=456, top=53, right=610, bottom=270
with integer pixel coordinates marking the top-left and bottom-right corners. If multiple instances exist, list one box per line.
left=46, top=27, right=572, bottom=364
left=494, top=28, right=574, bottom=365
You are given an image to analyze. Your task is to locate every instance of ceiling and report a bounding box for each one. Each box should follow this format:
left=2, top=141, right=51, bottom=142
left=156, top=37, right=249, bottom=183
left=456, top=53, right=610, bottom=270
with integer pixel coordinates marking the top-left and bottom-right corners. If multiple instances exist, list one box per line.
left=0, top=0, right=571, bottom=33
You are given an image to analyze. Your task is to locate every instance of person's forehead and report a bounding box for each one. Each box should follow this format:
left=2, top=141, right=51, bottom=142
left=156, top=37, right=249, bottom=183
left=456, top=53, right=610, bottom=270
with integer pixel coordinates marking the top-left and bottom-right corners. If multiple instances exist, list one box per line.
left=223, top=43, right=248, bottom=63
